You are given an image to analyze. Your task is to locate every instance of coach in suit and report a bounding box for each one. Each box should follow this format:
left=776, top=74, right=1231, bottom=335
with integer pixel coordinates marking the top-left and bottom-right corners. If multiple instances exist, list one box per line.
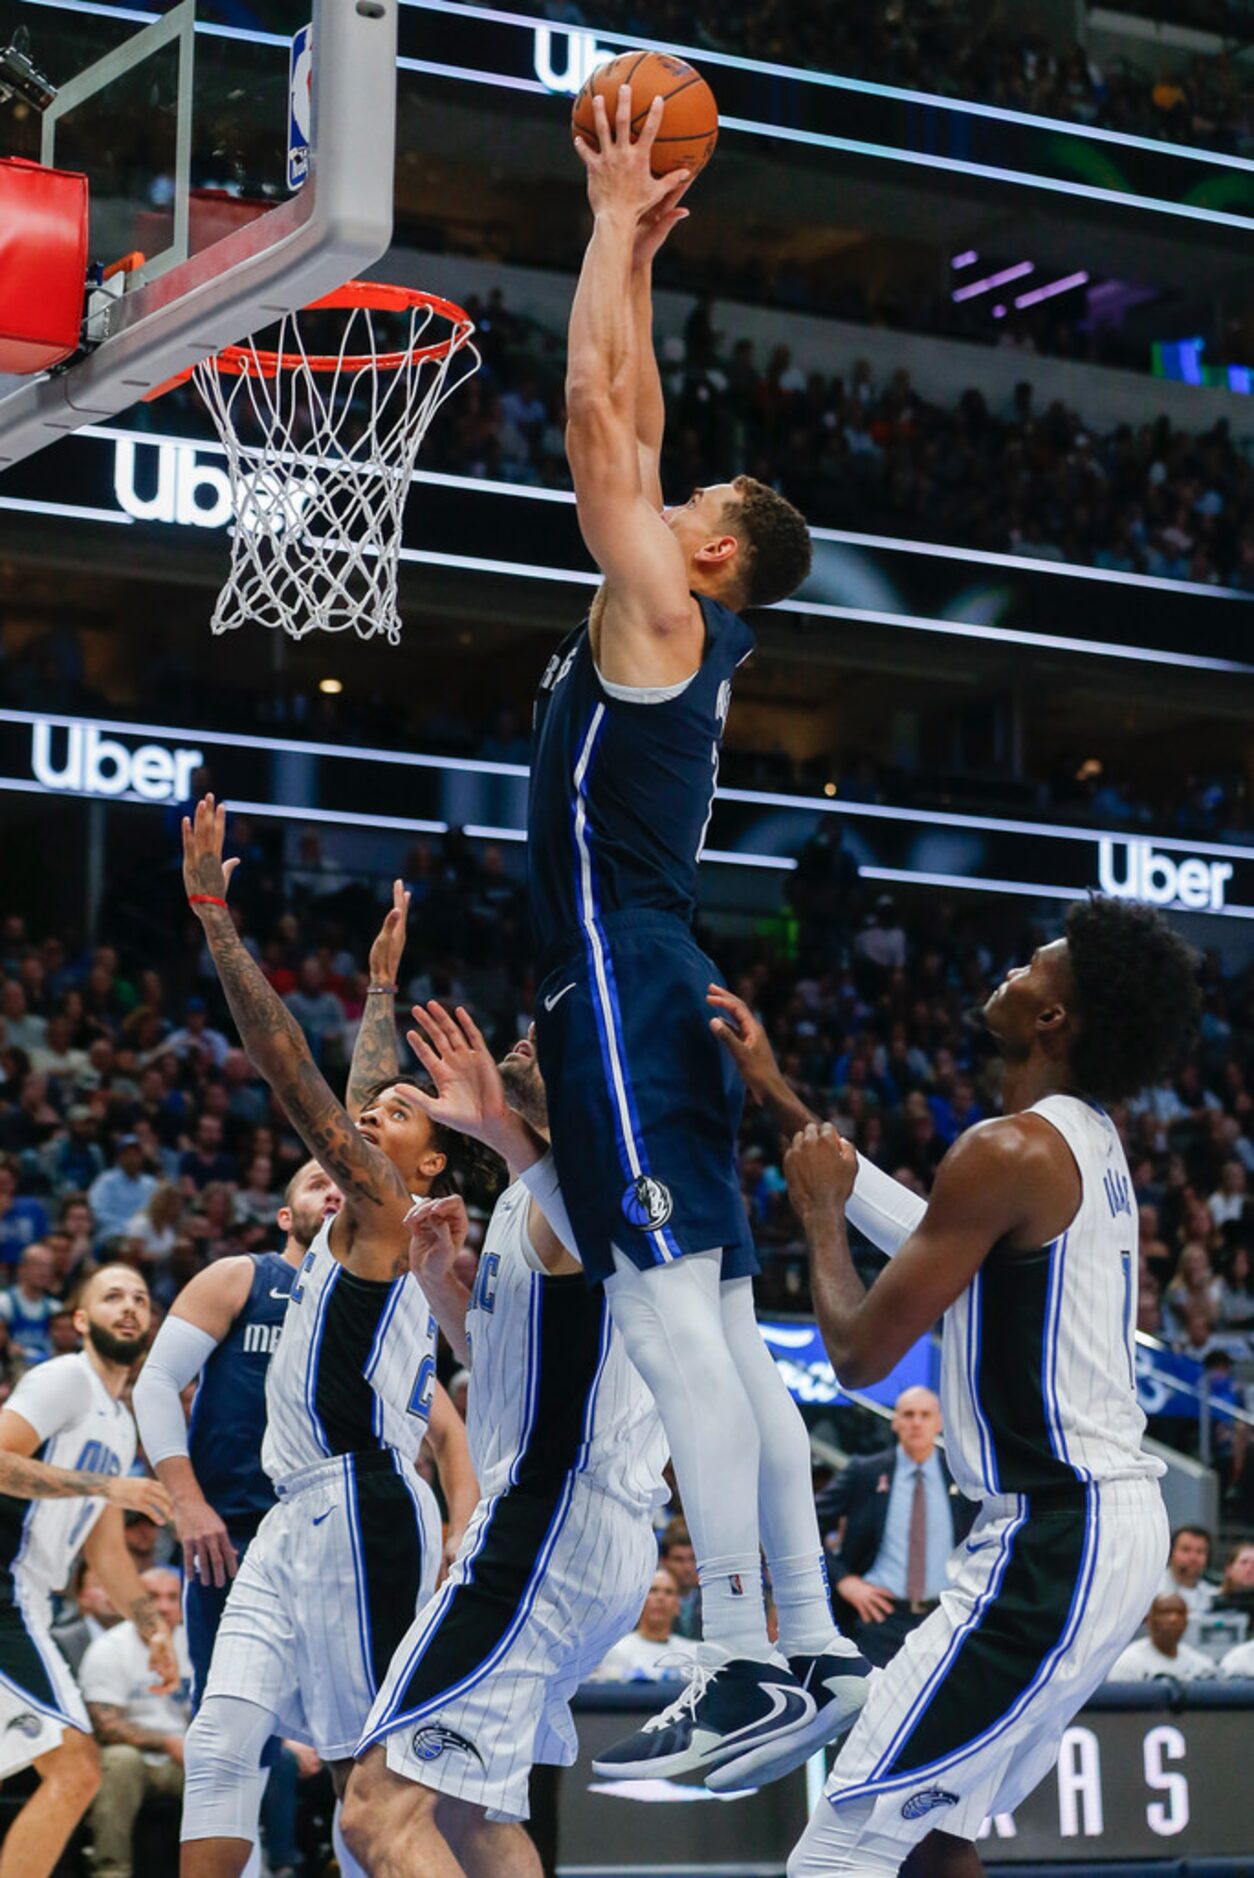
left=816, top=1386, right=975, bottom=1666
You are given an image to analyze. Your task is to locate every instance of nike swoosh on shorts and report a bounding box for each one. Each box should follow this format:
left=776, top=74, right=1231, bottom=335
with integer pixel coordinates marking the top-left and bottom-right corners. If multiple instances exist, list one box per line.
left=544, top=982, right=577, bottom=1012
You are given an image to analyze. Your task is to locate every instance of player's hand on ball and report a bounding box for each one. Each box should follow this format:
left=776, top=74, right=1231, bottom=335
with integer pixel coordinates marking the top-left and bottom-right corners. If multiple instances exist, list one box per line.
left=105, top=1474, right=173, bottom=1525
left=632, top=175, right=690, bottom=269
left=708, top=984, right=783, bottom=1104
left=573, top=87, right=688, bottom=220
left=785, top=1122, right=857, bottom=1219
left=369, top=879, right=411, bottom=985
left=406, top=1193, right=469, bottom=1288
left=182, top=795, right=239, bottom=907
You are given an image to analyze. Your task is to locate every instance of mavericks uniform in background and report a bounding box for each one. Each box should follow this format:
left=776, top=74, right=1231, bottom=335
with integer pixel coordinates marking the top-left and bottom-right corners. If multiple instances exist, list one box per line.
left=184, top=1251, right=294, bottom=1703
left=528, top=596, right=758, bottom=1280
left=806, top=1095, right=1168, bottom=1853
left=361, top=1181, right=667, bottom=1821
left=204, top=1221, right=443, bottom=1760
left=0, top=1354, right=135, bottom=1775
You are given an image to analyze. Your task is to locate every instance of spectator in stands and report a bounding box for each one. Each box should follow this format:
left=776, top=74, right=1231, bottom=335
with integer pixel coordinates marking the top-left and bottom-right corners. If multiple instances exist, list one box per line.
left=659, top=1517, right=702, bottom=1640
left=42, top=1104, right=106, bottom=1194
left=89, top=1138, right=158, bottom=1247
left=1219, top=1634, right=1254, bottom=1677
left=590, top=1568, right=700, bottom=1682
left=816, top=1387, right=974, bottom=1666
left=1216, top=1243, right=1254, bottom=1340
left=1, top=980, right=46, bottom=1054
left=1208, top=1160, right=1249, bottom=1231
left=1159, top=1524, right=1217, bottom=1614
left=161, top=997, right=229, bottom=1070
left=283, top=958, right=345, bottom=1067
left=124, top=1185, right=185, bottom=1269
left=1108, top=1594, right=1217, bottom=1681
left=80, top=1565, right=190, bottom=1878
left=177, top=1115, right=236, bottom=1193
left=1213, top=1540, right=1254, bottom=1624
left=1164, top=1243, right=1221, bottom=1350
left=0, top=1159, right=48, bottom=1265
left=0, top=1242, right=60, bottom=1363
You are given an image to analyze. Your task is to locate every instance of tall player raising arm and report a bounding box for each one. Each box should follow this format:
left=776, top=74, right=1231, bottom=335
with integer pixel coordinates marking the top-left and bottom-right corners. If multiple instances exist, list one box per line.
left=567, top=87, right=728, bottom=688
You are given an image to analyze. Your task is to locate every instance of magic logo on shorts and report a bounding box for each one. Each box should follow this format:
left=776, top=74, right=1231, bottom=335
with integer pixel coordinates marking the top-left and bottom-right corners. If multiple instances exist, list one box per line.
left=901, top=1788, right=959, bottom=1820
left=410, top=1724, right=483, bottom=1766
left=6, top=1713, right=41, bottom=1739
left=621, top=1175, right=673, bottom=1231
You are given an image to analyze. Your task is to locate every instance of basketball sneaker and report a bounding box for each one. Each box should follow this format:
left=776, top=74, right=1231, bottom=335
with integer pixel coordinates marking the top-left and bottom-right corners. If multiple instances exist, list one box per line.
left=704, top=1643, right=873, bottom=1791
left=590, top=1650, right=817, bottom=1782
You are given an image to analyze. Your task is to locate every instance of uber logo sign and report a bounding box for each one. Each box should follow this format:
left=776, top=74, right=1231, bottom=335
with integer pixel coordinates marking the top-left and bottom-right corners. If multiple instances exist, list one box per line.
left=32, top=722, right=203, bottom=802
left=1097, top=838, right=1233, bottom=912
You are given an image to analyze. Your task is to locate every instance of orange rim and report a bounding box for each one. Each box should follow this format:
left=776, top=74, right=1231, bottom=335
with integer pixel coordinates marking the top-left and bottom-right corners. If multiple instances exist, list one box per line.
left=146, top=282, right=475, bottom=397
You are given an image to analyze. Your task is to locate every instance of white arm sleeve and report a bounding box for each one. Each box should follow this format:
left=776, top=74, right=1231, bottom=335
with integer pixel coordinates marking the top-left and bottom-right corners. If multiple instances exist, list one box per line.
left=847, top=1154, right=928, bottom=1259
left=516, top=1152, right=581, bottom=1266
left=133, top=1317, right=219, bottom=1467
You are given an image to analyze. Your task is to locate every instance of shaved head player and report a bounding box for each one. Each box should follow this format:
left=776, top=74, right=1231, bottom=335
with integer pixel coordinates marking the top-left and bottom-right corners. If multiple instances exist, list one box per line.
left=526, top=86, right=868, bottom=1790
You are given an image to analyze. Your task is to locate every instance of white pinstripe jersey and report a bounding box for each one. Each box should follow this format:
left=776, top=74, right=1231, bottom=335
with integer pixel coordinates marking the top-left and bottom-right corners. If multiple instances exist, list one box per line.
left=261, top=1217, right=438, bottom=1486
left=466, top=1180, right=668, bottom=1513
left=0, top=1355, right=135, bottom=1621
left=941, top=1094, right=1164, bottom=1501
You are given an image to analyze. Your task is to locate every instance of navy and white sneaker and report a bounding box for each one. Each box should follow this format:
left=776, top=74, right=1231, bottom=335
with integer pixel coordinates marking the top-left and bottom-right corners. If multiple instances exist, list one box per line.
left=705, top=1643, right=873, bottom=1792
left=590, top=1652, right=817, bottom=1782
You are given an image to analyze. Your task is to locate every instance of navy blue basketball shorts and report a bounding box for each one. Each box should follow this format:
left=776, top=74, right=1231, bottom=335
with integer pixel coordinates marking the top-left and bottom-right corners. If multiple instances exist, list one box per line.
left=534, top=909, right=758, bottom=1284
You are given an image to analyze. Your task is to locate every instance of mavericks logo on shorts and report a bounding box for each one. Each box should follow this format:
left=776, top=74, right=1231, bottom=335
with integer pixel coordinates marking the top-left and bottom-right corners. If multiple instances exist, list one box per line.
left=901, top=1788, right=959, bottom=1821
left=622, top=1175, right=674, bottom=1232
left=410, top=1724, right=483, bottom=1766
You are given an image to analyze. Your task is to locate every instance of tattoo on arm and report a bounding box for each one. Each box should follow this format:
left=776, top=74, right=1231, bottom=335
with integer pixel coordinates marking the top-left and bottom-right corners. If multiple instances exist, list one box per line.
left=198, top=908, right=407, bottom=1211
left=0, top=1453, right=118, bottom=1502
left=347, top=994, right=400, bottom=1121
left=87, top=1702, right=170, bottom=1754
left=127, top=1591, right=162, bottom=1642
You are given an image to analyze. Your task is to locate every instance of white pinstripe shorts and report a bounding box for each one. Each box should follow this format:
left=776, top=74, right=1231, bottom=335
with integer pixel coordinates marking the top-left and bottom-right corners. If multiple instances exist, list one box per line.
left=360, top=1477, right=659, bottom=1822
left=803, top=1477, right=1167, bottom=1854
left=0, top=1577, right=88, bottom=1778
left=203, top=1452, right=441, bottom=1761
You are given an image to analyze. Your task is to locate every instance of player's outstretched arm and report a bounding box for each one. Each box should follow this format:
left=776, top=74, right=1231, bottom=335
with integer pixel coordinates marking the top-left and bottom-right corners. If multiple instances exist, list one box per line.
left=788, top=1117, right=1074, bottom=1388
left=568, top=88, right=698, bottom=678
left=629, top=178, right=690, bottom=508
left=425, top=1381, right=479, bottom=1577
left=83, top=1508, right=179, bottom=1694
left=347, top=879, right=410, bottom=1121
left=183, top=798, right=411, bottom=1233
left=0, top=1425, right=170, bottom=1520
left=133, top=1256, right=257, bottom=1589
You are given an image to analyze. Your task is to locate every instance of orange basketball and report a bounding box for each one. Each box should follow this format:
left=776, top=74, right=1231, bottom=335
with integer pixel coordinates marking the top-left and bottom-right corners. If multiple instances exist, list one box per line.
left=571, top=50, right=719, bottom=180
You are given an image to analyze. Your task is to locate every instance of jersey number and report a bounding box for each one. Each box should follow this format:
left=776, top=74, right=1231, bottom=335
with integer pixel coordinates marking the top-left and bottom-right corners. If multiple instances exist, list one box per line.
left=470, top=1252, right=499, bottom=1316
left=407, top=1355, right=436, bottom=1424
left=289, top=1249, right=317, bottom=1305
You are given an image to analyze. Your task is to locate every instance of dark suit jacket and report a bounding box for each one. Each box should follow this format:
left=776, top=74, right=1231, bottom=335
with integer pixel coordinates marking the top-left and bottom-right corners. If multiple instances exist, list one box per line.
left=816, top=1445, right=976, bottom=1602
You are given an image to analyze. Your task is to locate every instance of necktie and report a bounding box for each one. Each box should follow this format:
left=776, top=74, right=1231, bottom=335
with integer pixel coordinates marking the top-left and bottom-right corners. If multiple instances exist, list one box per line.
left=906, top=1466, right=928, bottom=1605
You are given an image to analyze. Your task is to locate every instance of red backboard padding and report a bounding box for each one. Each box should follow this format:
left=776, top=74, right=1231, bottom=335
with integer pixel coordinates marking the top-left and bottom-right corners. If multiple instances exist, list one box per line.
left=0, top=157, right=89, bottom=375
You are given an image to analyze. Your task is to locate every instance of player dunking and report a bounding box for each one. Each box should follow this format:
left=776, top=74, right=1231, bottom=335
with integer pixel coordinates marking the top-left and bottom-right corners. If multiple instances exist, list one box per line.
left=713, top=898, right=1195, bottom=1875
left=0, top=1265, right=177, bottom=1878
left=179, top=816, right=478, bottom=1878
left=344, top=1011, right=667, bottom=1878
left=528, top=84, right=867, bottom=1785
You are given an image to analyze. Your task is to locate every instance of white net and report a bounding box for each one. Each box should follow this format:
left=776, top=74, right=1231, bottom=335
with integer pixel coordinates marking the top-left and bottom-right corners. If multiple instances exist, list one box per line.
left=193, top=289, right=478, bottom=644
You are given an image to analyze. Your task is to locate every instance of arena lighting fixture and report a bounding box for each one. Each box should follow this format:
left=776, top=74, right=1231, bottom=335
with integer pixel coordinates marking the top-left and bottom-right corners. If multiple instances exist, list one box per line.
left=823, top=782, right=837, bottom=797
left=950, top=251, right=978, bottom=269
left=951, top=261, right=1034, bottom=304
left=317, top=678, right=343, bottom=695
left=992, top=305, right=1007, bottom=318
left=1014, top=270, right=1090, bottom=309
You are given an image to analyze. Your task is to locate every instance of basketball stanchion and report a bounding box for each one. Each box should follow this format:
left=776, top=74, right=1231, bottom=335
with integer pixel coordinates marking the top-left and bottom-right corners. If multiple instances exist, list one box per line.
left=152, top=281, right=478, bottom=644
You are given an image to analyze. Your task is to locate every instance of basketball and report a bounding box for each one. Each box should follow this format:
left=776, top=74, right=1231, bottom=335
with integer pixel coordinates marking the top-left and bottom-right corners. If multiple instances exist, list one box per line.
left=571, top=51, right=719, bottom=179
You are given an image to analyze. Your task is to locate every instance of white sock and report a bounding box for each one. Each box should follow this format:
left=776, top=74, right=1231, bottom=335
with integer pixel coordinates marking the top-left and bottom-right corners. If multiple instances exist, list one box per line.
left=719, top=1278, right=847, bottom=1659
left=605, top=1249, right=774, bottom=1662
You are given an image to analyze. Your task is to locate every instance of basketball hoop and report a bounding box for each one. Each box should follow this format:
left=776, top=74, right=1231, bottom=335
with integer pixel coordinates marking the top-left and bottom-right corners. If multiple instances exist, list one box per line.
left=183, top=281, right=478, bottom=644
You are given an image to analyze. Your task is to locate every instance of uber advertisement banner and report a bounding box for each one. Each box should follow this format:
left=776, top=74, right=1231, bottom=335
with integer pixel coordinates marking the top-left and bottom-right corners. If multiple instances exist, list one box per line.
left=2, top=424, right=1253, bottom=670
left=562, top=1702, right=1254, bottom=1867
left=6, top=710, right=1254, bottom=923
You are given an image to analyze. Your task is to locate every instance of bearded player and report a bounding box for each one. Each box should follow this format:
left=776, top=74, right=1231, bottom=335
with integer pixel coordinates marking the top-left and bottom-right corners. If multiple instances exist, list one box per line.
left=528, top=84, right=867, bottom=1786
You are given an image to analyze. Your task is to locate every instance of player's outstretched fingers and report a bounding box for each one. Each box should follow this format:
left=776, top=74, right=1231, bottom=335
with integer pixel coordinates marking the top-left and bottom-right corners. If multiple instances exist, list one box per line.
left=454, top=1005, right=490, bottom=1055
left=405, top=1027, right=444, bottom=1083
left=616, top=82, right=633, bottom=143
left=408, top=1004, right=449, bottom=1057
left=635, top=92, right=665, bottom=161
left=423, top=1000, right=469, bottom=1056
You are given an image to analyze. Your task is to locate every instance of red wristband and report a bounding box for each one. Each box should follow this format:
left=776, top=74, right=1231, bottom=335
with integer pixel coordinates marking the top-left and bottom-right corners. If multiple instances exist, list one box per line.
left=188, top=894, right=228, bottom=907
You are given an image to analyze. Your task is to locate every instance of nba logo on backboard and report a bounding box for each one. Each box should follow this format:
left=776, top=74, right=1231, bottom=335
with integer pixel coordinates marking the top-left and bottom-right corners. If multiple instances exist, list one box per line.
left=288, top=23, right=313, bottom=192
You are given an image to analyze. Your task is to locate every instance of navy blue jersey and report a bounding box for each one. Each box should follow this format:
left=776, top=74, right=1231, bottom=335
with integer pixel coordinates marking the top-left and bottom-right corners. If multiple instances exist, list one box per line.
left=187, top=1253, right=294, bottom=1538
left=528, top=595, right=755, bottom=959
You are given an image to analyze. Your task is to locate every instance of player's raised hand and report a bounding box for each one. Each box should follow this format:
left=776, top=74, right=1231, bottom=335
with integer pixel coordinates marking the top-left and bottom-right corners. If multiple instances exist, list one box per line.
left=104, top=1474, right=174, bottom=1525
left=632, top=175, right=690, bottom=269
left=406, top=1193, right=469, bottom=1289
left=407, top=1002, right=510, bottom=1142
left=369, top=879, right=411, bottom=986
left=182, top=794, right=240, bottom=907
left=574, top=86, right=689, bottom=220
left=784, top=1122, right=857, bottom=1221
left=708, top=984, right=783, bottom=1104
